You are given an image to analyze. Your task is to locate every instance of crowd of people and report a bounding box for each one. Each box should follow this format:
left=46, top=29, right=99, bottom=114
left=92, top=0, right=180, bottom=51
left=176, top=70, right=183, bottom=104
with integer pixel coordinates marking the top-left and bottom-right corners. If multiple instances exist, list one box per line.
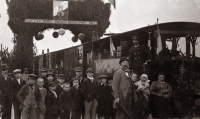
left=0, top=56, right=199, bottom=119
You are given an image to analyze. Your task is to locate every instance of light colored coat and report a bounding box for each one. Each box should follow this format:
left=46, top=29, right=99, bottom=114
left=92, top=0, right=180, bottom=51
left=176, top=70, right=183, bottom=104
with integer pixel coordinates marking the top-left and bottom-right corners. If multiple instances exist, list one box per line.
left=112, top=68, right=136, bottom=108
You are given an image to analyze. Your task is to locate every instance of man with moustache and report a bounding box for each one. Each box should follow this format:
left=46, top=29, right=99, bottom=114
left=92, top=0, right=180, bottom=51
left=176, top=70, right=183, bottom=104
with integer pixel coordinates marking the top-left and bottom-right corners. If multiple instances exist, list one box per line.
left=0, top=64, right=13, bottom=119
left=112, top=57, right=137, bottom=119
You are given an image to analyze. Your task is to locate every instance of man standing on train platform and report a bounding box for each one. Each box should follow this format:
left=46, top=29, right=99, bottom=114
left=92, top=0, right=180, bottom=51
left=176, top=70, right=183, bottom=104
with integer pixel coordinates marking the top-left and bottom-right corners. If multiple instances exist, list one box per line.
left=0, top=64, right=13, bottom=119
left=12, top=69, right=26, bottom=119
left=170, top=63, right=195, bottom=118
left=58, top=60, right=64, bottom=75
left=112, top=57, right=137, bottom=119
left=21, top=68, right=29, bottom=84
left=70, top=67, right=85, bottom=119
left=129, top=35, right=148, bottom=75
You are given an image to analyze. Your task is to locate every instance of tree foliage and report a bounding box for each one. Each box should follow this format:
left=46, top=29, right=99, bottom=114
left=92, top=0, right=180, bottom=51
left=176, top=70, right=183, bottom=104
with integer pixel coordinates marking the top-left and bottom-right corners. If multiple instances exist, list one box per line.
left=6, top=0, right=111, bottom=70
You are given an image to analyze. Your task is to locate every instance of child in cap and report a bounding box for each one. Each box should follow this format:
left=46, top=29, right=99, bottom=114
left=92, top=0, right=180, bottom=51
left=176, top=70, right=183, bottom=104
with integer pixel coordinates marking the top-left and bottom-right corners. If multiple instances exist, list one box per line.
left=97, top=74, right=113, bottom=119
left=37, top=78, right=47, bottom=119
left=81, top=68, right=98, bottom=119
left=58, top=83, right=72, bottom=119
left=17, top=74, right=41, bottom=119
left=44, top=72, right=55, bottom=90
left=70, top=79, right=83, bottom=119
left=55, top=74, right=66, bottom=97
left=45, top=82, right=58, bottom=119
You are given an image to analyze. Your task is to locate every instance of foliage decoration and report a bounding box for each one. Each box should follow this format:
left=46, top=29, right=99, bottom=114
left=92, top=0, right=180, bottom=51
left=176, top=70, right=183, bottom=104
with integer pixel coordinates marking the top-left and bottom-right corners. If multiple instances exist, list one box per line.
left=6, top=0, right=111, bottom=70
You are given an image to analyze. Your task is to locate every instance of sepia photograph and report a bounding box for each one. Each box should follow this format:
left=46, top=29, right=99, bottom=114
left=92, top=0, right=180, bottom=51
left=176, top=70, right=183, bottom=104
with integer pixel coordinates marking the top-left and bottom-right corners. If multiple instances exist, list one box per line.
left=1, top=0, right=200, bottom=119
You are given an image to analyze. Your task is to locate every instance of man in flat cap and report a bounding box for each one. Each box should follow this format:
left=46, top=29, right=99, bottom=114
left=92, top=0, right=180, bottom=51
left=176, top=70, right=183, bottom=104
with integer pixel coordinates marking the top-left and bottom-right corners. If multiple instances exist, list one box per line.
left=70, top=67, right=85, bottom=118
left=112, top=57, right=137, bottom=119
left=22, top=68, right=29, bottom=84
left=17, top=74, right=41, bottom=119
left=81, top=68, right=98, bottom=119
left=129, top=35, right=148, bottom=75
left=12, top=69, right=26, bottom=119
left=0, top=64, right=13, bottom=119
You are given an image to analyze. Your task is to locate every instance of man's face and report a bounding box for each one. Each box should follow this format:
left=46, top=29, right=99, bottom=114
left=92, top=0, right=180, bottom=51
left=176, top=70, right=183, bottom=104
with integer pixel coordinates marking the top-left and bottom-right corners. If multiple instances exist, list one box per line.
left=120, top=61, right=129, bottom=70
left=133, top=40, right=139, bottom=46
left=29, top=78, right=36, bottom=85
left=58, top=77, right=65, bottom=84
left=179, top=67, right=186, bottom=74
left=41, top=72, right=47, bottom=77
left=75, top=71, right=82, bottom=78
left=87, top=72, right=94, bottom=78
left=14, top=73, right=21, bottom=79
left=24, top=70, right=28, bottom=74
left=37, top=79, right=44, bottom=87
left=1, top=69, right=8, bottom=76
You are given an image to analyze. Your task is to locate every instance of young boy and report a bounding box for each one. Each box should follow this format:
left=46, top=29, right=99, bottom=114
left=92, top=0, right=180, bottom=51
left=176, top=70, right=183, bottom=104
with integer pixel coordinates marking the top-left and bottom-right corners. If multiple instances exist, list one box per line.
left=17, top=74, right=41, bottom=119
left=81, top=68, right=98, bottom=119
left=44, top=72, right=55, bottom=90
left=45, top=82, right=58, bottom=119
left=58, top=83, right=72, bottom=119
left=55, top=74, right=66, bottom=97
left=70, top=79, right=83, bottom=119
left=37, top=78, right=47, bottom=119
left=97, top=74, right=113, bottom=119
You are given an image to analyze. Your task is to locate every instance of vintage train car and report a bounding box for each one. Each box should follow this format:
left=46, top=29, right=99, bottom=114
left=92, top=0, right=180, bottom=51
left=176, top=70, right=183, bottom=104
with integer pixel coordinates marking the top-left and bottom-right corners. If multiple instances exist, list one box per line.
left=34, top=22, right=200, bottom=81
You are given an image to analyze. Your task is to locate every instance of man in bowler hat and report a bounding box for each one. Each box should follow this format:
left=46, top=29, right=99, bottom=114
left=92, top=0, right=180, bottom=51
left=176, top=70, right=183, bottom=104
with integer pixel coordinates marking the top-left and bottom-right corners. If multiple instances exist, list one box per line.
left=112, top=57, right=137, bottom=119
left=0, top=64, right=13, bottom=119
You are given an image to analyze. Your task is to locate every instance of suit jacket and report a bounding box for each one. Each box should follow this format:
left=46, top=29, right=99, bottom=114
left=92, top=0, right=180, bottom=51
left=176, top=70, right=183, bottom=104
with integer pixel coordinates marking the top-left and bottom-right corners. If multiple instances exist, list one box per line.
left=55, top=84, right=63, bottom=98
left=58, top=66, right=64, bottom=74
left=69, top=86, right=82, bottom=109
left=12, top=78, right=26, bottom=103
left=80, top=78, right=98, bottom=101
left=45, top=91, right=58, bottom=114
left=129, top=45, right=147, bottom=69
left=17, top=84, right=41, bottom=105
left=58, top=91, right=72, bottom=111
left=38, top=88, right=47, bottom=114
left=112, top=68, right=136, bottom=108
left=0, top=75, right=13, bottom=98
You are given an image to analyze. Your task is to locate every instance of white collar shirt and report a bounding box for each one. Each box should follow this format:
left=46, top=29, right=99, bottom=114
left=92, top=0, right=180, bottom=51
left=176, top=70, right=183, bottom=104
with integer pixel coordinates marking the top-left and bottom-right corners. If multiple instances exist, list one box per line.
left=17, top=78, right=20, bottom=84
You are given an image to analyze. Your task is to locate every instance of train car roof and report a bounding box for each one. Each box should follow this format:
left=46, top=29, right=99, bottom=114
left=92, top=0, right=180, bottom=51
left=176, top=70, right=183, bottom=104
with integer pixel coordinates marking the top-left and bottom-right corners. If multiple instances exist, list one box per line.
left=83, top=21, right=200, bottom=45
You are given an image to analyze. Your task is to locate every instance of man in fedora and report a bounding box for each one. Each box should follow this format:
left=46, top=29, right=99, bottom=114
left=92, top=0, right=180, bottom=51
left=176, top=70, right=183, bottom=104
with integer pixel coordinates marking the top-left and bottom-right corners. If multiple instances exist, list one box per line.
left=12, top=69, right=26, bottom=119
left=0, top=64, right=13, bottom=119
left=21, top=68, right=29, bottom=84
left=129, top=35, right=148, bottom=75
left=112, top=57, right=137, bottom=119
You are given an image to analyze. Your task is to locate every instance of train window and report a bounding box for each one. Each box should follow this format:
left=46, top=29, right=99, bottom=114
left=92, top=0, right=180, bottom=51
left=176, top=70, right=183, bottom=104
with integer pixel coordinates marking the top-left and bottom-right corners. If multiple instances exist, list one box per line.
left=195, top=38, right=200, bottom=57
